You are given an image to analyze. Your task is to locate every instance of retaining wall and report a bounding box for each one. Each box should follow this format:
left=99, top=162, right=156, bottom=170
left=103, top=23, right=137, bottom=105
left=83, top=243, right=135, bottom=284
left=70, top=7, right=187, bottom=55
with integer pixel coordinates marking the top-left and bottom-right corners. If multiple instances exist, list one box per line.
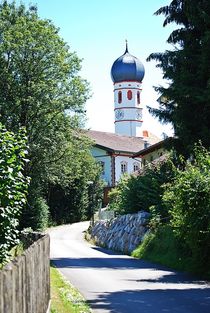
left=91, top=211, right=150, bottom=254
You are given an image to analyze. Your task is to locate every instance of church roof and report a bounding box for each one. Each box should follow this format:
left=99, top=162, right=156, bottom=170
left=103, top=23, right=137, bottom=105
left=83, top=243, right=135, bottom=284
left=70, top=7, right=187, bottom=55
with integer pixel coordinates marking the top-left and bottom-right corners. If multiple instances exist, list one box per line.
left=86, top=130, right=160, bottom=154
left=111, top=43, right=145, bottom=83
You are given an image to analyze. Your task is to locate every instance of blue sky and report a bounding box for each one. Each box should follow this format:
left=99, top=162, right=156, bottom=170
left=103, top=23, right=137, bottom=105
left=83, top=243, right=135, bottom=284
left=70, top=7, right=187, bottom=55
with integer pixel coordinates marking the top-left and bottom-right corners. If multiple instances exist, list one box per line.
left=20, top=0, right=174, bottom=137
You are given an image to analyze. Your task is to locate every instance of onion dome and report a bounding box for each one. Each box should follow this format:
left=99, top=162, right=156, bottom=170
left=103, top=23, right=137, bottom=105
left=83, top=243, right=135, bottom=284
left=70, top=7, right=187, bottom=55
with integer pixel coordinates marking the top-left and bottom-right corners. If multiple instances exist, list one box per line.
left=111, top=42, right=145, bottom=83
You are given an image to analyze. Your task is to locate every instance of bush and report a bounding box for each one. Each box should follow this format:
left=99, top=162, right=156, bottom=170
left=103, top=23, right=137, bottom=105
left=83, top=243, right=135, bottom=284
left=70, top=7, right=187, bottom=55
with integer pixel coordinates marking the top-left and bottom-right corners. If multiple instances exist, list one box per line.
left=108, top=155, right=175, bottom=216
left=163, top=146, right=210, bottom=275
left=132, top=225, right=198, bottom=275
left=0, top=123, right=28, bottom=264
left=20, top=196, right=49, bottom=230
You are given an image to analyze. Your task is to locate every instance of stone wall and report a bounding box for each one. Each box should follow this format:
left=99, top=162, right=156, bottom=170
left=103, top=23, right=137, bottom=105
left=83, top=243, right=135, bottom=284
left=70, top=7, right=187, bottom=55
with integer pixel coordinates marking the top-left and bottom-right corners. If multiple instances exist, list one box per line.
left=91, top=211, right=150, bottom=254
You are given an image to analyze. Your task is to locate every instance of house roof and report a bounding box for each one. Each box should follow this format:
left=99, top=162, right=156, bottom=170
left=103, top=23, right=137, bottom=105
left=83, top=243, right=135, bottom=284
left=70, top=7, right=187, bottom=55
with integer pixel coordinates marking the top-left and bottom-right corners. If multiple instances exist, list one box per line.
left=133, top=137, right=173, bottom=157
left=86, top=130, right=160, bottom=154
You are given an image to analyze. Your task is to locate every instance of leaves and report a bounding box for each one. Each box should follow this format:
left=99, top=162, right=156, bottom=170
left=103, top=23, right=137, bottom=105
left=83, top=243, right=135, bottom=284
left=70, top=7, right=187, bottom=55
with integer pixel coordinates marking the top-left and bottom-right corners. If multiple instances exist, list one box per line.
left=0, top=123, right=28, bottom=264
left=0, top=1, right=99, bottom=230
left=108, top=155, right=176, bottom=217
left=148, top=0, right=210, bottom=156
left=163, top=146, right=210, bottom=271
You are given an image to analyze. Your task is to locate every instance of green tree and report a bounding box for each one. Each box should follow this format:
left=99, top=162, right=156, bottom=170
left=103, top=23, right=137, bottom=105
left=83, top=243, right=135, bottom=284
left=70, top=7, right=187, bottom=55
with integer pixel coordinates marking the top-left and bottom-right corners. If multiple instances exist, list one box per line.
left=163, top=146, right=210, bottom=274
left=47, top=135, right=103, bottom=225
left=0, top=1, right=99, bottom=229
left=108, top=156, right=175, bottom=216
left=148, top=0, right=210, bottom=155
left=0, top=123, right=28, bottom=264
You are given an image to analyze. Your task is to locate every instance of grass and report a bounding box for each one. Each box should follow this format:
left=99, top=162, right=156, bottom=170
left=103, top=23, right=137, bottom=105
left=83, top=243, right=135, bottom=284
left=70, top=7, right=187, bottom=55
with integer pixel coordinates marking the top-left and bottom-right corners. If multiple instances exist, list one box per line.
left=132, top=225, right=196, bottom=274
left=50, top=263, right=92, bottom=313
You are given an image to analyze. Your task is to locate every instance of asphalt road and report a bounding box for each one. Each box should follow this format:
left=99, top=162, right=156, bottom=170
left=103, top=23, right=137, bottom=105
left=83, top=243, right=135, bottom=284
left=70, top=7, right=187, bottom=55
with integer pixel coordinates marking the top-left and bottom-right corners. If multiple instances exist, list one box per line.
left=49, top=221, right=210, bottom=313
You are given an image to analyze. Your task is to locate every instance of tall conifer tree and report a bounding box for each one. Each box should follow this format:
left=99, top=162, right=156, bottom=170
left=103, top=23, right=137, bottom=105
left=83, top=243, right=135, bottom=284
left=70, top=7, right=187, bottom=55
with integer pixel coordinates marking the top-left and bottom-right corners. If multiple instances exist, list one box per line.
left=148, top=0, right=210, bottom=155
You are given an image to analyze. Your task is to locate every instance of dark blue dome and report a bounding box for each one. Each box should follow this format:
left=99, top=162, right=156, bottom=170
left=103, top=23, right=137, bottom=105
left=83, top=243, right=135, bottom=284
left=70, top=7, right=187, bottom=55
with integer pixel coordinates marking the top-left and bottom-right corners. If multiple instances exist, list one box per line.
left=111, top=45, right=145, bottom=83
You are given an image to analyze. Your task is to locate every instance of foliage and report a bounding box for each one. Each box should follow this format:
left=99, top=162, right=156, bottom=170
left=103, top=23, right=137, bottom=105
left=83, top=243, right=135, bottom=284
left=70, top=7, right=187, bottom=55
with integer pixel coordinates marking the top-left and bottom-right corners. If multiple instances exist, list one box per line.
left=0, top=123, right=28, bottom=264
left=0, top=1, right=100, bottom=229
left=48, top=142, right=104, bottom=225
left=148, top=0, right=210, bottom=156
left=108, top=156, right=175, bottom=216
left=163, top=146, right=210, bottom=274
left=20, top=196, right=49, bottom=231
left=132, top=225, right=196, bottom=275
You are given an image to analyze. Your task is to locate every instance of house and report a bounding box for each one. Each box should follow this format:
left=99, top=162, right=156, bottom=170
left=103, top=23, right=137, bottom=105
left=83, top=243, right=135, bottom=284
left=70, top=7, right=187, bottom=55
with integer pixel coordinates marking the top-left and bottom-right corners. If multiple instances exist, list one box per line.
left=87, top=130, right=159, bottom=186
left=86, top=43, right=161, bottom=203
left=132, top=137, right=172, bottom=167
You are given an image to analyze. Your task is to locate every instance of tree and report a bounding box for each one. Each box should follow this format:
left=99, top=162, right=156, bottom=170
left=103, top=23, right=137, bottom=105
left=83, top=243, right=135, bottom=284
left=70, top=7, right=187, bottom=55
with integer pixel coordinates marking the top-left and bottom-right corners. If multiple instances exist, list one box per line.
left=47, top=134, right=104, bottom=225
left=148, top=0, right=210, bottom=156
left=0, top=1, right=99, bottom=229
left=108, top=156, right=175, bottom=216
left=0, top=123, right=28, bottom=264
left=163, top=146, right=210, bottom=273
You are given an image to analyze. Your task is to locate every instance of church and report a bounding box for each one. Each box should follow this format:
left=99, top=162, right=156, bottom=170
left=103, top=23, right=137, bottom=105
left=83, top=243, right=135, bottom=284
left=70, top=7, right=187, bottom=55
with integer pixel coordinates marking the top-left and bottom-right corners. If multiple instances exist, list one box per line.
left=86, top=43, right=160, bottom=187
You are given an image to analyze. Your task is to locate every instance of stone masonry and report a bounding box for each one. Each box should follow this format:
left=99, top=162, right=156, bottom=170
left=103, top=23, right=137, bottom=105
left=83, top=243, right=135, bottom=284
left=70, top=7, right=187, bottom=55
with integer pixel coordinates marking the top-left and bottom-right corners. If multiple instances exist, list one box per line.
left=91, top=211, right=150, bottom=254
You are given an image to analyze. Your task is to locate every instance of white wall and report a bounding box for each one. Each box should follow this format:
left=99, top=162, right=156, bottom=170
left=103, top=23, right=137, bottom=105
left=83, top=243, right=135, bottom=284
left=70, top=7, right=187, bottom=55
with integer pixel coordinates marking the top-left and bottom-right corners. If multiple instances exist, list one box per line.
left=113, top=81, right=144, bottom=137
left=91, top=147, right=142, bottom=186
left=115, top=155, right=141, bottom=183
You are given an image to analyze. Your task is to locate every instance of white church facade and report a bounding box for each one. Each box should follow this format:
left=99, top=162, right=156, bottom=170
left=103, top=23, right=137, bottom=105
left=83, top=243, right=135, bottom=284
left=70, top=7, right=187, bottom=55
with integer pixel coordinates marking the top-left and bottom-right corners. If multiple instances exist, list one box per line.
left=86, top=43, right=160, bottom=188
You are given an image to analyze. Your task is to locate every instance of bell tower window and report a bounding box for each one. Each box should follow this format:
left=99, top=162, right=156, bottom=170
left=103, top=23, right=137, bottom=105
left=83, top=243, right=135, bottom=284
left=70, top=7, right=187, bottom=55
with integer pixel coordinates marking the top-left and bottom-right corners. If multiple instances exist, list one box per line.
left=127, top=90, right=132, bottom=100
left=137, top=91, right=140, bottom=104
left=118, top=91, right=122, bottom=103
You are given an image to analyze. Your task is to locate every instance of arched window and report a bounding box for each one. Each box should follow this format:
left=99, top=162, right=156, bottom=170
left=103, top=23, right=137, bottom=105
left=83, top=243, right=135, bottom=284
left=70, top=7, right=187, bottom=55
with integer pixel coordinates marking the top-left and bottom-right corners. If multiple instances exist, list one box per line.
left=137, top=91, right=140, bottom=104
left=118, top=91, right=122, bottom=103
left=98, top=161, right=105, bottom=174
left=127, top=90, right=132, bottom=100
left=121, top=161, right=127, bottom=174
left=133, top=162, right=140, bottom=172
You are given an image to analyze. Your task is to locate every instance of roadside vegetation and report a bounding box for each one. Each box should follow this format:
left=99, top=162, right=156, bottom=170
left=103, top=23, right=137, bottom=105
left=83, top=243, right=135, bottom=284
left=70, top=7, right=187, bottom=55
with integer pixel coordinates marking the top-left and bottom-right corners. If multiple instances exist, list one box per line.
left=0, top=0, right=102, bottom=265
left=108, top=0, right=210, bottom=279
left=110, top=145, right=210, bottom=279
left=50, top=264, right=91, bottom=313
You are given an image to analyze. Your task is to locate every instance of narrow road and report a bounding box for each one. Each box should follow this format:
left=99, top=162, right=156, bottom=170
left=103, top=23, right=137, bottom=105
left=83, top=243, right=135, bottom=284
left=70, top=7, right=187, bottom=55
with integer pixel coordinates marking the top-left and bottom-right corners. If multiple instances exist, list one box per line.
left=49, top=222, right=210, bottom=313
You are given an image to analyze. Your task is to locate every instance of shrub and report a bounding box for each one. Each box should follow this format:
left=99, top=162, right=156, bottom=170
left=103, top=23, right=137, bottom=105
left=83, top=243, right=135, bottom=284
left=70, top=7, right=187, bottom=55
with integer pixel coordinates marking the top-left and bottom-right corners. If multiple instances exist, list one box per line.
left=20, top=196, right=49, bottom=230
left=163, top=146, right=210, bottom=274
left=108, top=155, right=176, bottom=216
left=0, top=123, right=28, bottom=264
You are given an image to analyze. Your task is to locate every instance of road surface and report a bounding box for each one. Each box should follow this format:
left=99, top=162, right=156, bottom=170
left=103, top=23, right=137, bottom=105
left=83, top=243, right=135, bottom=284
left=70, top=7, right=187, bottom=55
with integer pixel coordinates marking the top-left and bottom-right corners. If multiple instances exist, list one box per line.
left=49, top=222, right=210, bottom=313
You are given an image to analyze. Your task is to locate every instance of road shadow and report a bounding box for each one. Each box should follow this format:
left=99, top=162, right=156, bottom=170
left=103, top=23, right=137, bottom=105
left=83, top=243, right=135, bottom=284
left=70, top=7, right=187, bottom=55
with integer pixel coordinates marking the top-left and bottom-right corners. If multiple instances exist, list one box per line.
left=51, top=256, right=208, bottom=286
left=87, top=288, right=210, bottom=313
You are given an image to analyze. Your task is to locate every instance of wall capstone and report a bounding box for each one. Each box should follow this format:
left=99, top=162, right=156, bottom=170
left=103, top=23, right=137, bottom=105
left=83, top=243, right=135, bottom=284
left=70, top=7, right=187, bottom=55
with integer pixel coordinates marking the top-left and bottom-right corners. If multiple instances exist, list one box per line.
left=91, top=211, right=150, bottom=254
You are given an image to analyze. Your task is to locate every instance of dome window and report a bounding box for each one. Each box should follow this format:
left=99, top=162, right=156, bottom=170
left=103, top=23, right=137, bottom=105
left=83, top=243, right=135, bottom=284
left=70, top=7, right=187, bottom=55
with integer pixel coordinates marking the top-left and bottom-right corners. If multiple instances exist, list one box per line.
left=137, top=91, right=140, bottom=104
left=127, top=90, right=132, bottom=100
left=118, top=91, right=122, bottom=103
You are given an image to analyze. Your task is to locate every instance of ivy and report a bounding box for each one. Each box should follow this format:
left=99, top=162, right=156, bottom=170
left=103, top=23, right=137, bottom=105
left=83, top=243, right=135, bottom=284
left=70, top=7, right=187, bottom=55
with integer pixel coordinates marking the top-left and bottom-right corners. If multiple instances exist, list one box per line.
left=0, top=123, right=29, bottom=264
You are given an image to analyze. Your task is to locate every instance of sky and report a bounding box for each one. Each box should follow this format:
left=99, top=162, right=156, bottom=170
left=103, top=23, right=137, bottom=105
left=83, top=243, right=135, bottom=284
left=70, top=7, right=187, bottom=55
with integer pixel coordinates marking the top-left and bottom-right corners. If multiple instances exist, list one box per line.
left=19, top=0, right=175, bottom=138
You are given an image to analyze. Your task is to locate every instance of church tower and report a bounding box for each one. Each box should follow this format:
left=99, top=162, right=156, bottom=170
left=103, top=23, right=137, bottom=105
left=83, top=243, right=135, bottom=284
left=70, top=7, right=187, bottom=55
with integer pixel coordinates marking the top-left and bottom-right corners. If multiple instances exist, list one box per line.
left=111, top=42, right=145, bottom=137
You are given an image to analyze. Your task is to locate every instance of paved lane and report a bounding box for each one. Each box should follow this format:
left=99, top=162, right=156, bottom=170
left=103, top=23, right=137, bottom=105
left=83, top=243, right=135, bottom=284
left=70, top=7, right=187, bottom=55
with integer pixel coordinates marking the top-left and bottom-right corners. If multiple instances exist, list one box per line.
left=49, top=222, right=210, bottom=313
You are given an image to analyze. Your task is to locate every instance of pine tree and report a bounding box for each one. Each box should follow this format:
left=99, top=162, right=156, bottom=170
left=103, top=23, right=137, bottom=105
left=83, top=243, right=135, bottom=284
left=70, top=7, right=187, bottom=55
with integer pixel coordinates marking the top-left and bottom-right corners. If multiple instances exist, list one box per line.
left=148, top=0, right=210, bottom=155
